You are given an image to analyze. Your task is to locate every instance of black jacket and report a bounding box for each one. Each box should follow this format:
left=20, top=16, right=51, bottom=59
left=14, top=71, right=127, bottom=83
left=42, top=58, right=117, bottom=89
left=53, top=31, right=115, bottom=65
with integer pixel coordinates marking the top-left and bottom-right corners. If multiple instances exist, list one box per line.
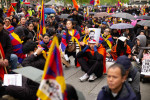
left=0, top=29, right=12, bottom=60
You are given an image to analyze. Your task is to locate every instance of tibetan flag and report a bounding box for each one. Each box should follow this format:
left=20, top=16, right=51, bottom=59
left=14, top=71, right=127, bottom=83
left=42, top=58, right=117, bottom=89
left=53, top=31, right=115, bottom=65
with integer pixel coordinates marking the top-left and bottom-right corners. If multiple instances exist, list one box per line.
left=72, top=0, right=79, bottom=11
left=0, top=42, right=5, bottom=80
left=86, top=6, right=89, bottom=17
left=37, top=36, right=67, bottom=100
left=9, top=32, right=26, bottom=63
left=7, top=5, right=15, bottom=17
left=117, top=0, right=122, bottom=7
left=5, top=25, right=14, bottom=33
left=40, top=0, right=46, bottom=35
left=94, top=0, right=100, bottom=6
left=90, top=0, right=94, bottom=5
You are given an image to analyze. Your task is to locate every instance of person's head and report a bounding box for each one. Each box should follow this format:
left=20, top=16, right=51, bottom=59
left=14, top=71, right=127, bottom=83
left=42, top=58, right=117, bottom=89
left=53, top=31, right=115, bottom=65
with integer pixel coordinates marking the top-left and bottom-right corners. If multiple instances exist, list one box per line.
left=84, top=24, right=92, bottom=35
left=116, top=55, right=131, bottom=79
left=43, top=34, right=50, bottom=43
left=66, top=84, right=78, bottom=100
left=140, top=30, right=145, bottom=35
left=117, top=37, right=127, bottom=47
left=125, top=29, right=130, bottom=34
left=20, top=17, right=26, bottom=25
left=107, top=63, right=126, bottom=93
left=136, top=35, right=147, bottom=47
left=58, top=24, right=63, bottom=31
left=73, top=10, right=78, bottom=15
left=144, top=26, right=148, bottom=30
left=88, top=42, right=96, bottom=50
left=102, top=21, right=107, bottom=28
left=33, top=18, right=39, bottom=27
left=4, top=17, right=11, bottom=26
left=23, top=41, right=37, bottom=56
left=104, top=28, right=110, bottom=36
left=22, top=9, right=28, bottom=15
left=0, top=19, right=4, bottom=32
left=27, top=22, right=34, bottom=31
left=66, top=20, right=73, bottom=30
left=14, top=26, right=25, bottom=40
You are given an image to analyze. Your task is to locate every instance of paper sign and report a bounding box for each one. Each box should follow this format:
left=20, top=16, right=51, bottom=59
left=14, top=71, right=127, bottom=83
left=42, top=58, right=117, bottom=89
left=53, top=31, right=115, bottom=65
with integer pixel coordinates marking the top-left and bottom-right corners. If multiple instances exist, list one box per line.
left=141, top=54, right=150, bottom=76
left=89, top=28, right=101, bottom=43
left=3, top=74, right=22, bottom=86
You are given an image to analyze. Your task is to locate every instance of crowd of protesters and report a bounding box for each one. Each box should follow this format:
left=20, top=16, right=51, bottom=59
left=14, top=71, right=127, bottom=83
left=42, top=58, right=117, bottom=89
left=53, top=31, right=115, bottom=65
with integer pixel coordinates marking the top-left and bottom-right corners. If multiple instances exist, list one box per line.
left=0, top=3, right=150, bottom=100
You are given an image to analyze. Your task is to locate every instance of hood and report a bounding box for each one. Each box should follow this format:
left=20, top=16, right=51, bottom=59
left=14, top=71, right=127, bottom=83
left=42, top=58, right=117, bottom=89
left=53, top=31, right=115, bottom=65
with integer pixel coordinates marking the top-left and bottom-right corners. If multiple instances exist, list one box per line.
left=136, top=35, right=147, bottom=47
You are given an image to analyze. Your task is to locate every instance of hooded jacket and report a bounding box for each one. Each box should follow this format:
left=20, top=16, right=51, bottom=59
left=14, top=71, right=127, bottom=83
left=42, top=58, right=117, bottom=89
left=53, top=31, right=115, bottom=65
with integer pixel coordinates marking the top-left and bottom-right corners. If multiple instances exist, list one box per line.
left=97, top=82, right=137, bottom=100
left=133, top=35, right=147, bottom=60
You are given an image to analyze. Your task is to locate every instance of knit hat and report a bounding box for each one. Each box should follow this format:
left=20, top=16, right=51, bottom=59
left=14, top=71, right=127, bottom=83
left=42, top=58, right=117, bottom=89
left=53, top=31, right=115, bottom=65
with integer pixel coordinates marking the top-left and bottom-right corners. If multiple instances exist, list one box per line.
left=116, top=55, right=131, bottom=70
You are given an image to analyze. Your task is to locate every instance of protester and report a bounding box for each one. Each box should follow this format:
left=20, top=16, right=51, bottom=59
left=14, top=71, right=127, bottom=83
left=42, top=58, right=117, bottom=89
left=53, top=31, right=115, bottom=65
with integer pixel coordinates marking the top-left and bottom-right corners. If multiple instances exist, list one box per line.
left=97, top=63, right=137, bottom=100
left=107, top=36, right=131, bottom=60
left=116, top=55, right=141, bottom=100
left=4, top=17, right=14, bottom=33
left=77, top=37, right=106, bottom=82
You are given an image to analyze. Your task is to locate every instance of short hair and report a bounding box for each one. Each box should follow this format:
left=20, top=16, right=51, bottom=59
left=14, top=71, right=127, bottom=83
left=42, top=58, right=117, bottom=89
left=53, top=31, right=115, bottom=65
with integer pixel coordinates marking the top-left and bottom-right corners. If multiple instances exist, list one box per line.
left=108, top=63, right=126, bottom=77
left=23, top=41, right=37, bottom=54
left=0, top=19, right=4, bottom=25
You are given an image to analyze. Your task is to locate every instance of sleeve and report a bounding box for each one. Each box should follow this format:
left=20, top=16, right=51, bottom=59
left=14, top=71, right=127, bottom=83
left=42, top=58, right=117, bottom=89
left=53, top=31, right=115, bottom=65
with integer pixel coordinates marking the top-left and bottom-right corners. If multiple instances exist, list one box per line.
left=95, top=45, right=105, bottom=61
left=60, top=32, right=68, bottom=52
left=126, top=45, right=131, bottom=55
left=5, top=34, right=12, bottom=60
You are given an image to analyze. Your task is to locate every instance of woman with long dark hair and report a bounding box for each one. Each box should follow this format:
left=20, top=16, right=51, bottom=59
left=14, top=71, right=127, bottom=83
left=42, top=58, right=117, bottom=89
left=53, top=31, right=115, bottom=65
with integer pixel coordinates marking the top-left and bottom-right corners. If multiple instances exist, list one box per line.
left=60, top=20, right=81, bottom=67
left=107, top=36, right=131, bottom=61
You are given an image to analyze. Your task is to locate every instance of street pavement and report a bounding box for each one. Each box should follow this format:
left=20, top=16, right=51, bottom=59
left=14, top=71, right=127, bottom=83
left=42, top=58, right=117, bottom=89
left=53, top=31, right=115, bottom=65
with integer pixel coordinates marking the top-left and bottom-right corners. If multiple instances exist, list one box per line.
left=63, top=57, right=150, bottom=100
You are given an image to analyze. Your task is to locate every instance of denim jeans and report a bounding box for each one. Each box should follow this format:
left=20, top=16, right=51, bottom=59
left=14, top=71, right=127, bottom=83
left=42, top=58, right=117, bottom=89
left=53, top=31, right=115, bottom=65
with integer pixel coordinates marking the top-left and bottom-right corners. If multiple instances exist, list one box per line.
left=9, top=54, right=18, bottom=70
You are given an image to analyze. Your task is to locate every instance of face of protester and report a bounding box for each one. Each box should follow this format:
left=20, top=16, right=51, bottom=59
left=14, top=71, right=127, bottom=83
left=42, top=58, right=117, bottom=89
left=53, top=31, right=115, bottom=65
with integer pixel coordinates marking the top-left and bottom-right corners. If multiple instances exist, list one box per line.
left=140, top=32, right=145, bottom=35
left=88, top=43, right=96, bottom=50
left=137, top=39, right=140, bottom=46
left=144, top=26, right=148, bottom=30
left=43, top=36, right=50, bottom=43
left=28, top=24, right=34, bottom=31
left=104, top=29, right=110, bottom=36
left=126, top=29, right=129, bottom=34
left=13, top=18, right=17, bottom=23
left=107, top=67, right=125, bottom=93
left=0, top=23, right=4, bottom=32
left=20, top=17, right=26, bottom=25
left=85, top=26, right=89, bottom=35
left=73, top=11, right=78, bottom=15
left=66, top=21, right=73, bottom=30
left=5, top=19, right=11, bottom=27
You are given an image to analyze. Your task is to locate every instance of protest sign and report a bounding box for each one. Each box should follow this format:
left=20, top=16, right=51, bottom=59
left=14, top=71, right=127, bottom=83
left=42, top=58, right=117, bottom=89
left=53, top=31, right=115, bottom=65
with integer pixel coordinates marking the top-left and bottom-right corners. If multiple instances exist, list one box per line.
left=141, top=54, right=150, bottom=76
left=89, top=28, right=101, bottom=43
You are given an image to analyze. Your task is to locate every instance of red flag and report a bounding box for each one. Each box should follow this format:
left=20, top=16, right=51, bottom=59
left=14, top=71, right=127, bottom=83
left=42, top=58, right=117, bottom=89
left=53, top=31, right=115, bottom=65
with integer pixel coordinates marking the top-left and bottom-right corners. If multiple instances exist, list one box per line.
left=0, top=42, right=5, bottom=80
left=72, top=0, right=79, bottom=11
left=7, top=5, right=15, bottom=17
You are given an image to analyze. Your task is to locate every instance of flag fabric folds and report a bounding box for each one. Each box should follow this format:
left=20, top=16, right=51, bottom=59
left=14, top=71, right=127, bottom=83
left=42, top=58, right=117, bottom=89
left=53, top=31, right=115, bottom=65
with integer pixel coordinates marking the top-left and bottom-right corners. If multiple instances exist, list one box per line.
left=72, top=0, right=79, bottom=11
left=94, top=0, right=100, bottom=6
left=5, top=25, right=14, bottom=33
left=117, top=0, right=122, bottom=7
left=37, top=36, right=67, bottom=100
left=90, top=0, right=95, bottom=5
left=40, top=0, right=46, bottom=36
left=0, top=43, right=5, bottom=80
left=9, top=32, right=26, bottom=63
left=7, top=5, right=15, bottom=17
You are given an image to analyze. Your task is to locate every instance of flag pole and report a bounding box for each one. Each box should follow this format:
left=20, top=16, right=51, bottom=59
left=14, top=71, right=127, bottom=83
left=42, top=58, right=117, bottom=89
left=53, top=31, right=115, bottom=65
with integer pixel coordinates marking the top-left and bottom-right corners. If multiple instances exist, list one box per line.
left=0, top=50, right=8, bottom=74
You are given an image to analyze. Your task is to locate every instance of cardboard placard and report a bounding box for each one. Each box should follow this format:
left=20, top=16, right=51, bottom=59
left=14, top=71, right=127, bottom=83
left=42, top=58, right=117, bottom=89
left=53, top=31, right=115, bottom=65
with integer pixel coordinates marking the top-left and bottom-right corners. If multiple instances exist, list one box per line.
left=89, top=28, right=101, bottom=43
left=141, top=54, right=150, bottom=76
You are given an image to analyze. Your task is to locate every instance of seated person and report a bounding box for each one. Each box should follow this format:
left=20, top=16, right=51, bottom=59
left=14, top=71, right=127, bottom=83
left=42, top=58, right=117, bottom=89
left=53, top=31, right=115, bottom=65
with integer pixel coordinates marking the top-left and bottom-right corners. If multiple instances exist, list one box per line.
left=39, top=34, right=52, bottom=50
left=97, top=63, right=137, bottom=100
left=0, top=41, right=46, bottom=100
left=116, top=55, right=141, bottom=100
left=22, top=41, right=46, bottom=70
left=99, top=28, right=113, bottom=53
left=107, top=36, right=131, bottom=61
left=77, top=40, right=106, bottom=82
left=132, top=35, right=147, bottom=64
left=80, top=24, right=92, bottom=49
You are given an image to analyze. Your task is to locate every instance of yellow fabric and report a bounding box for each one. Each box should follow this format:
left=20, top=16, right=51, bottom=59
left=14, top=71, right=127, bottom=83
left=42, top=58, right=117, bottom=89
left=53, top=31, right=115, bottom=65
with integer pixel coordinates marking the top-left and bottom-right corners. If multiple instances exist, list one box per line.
left=107, top=8, right=111, bottom=14
left=37, top=36, right=66, bottom=100
left=56, top=76, right=66, bottom=93
left=83, top=35, right=89, bottom=45
left=11, top=32, right=23, bottom=44
left=102, top=34, right=112, bottom=49
left=68, top=29, right=81, bottom=50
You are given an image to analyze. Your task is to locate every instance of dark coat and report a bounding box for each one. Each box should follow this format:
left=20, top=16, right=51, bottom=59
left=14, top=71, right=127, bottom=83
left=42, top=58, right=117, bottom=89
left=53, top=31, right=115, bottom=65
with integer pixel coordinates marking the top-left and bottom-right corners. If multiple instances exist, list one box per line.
left=97, top=82, right=137, bottom=100
left=22, top=54, right=45, bottom=70
left=0, top=29, right=12, bottom=60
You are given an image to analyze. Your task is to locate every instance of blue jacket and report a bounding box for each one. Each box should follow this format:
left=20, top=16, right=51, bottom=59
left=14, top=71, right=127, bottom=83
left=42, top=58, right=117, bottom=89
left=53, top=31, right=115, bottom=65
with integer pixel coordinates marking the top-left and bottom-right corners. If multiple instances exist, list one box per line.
left=97, top=82, right=137, bottom=100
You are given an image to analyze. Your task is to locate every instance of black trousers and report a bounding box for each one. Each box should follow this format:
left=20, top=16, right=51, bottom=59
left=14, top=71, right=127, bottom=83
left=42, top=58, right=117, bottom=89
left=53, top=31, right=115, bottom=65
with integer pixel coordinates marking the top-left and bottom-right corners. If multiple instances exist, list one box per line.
left=65, top=50, right=77, bottom=66
left=78, top=57, right=103, bottom=78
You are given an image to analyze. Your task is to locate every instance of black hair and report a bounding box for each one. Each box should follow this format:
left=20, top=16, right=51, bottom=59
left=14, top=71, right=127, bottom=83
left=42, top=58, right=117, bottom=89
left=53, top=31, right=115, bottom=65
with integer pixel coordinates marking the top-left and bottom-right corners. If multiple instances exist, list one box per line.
left=84, top=24, right=92, bottom=28
left=27, top=21, right=34, bottom=26
left=66, top=84, right=78, bottom=100
left=116, top=39, right=127, bottom=57
left=0, top=19, right=4, bottom=25
left=41, top=44, right=49, bottom=52
left=43, top=33, right=50, bottom=38
left=23, top=41, right=37, bottom=54
left=4, top=17, right=11, bottom=22
left=108, top=63, right=126, bottom=77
